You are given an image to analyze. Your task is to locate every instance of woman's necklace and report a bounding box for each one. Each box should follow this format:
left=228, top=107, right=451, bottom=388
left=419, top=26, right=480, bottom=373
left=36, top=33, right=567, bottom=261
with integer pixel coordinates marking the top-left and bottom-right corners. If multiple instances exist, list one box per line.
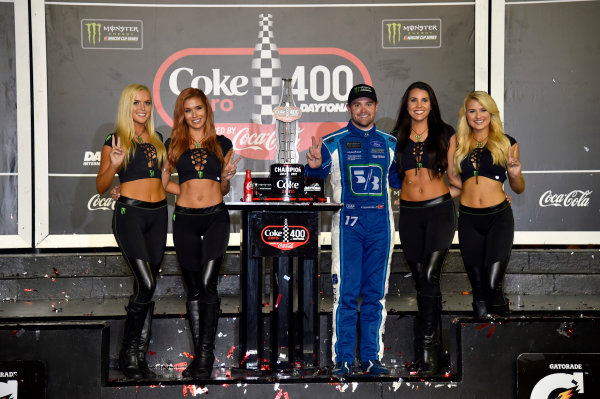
left=473, top=135, right=488, bottom=148
left=192, top=136, right=204, bottom=149
left=411, top=127, right=428, bottom=142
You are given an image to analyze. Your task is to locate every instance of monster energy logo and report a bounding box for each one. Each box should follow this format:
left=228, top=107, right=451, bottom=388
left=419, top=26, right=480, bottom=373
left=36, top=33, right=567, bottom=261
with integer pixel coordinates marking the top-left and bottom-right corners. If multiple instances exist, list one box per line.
left=386, top=22, right=402, bottom=45
left=149, top=169, right=155, bottom=178
left=120, top=207, right=126, bottom=215
left=85, top=22, right=102, bottom=45
left=197, top=170, right=203, bottom=179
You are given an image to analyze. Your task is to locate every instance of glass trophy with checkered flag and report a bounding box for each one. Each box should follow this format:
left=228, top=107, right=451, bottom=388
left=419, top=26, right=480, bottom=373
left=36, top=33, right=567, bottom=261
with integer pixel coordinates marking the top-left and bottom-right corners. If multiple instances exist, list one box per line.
left=269, top=78, right=304, bottom=200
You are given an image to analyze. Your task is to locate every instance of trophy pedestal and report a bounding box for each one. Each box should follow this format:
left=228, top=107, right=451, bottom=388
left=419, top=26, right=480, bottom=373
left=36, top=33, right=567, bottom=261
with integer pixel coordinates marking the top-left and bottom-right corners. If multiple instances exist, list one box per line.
left=251, top=163, right=326, bottom=202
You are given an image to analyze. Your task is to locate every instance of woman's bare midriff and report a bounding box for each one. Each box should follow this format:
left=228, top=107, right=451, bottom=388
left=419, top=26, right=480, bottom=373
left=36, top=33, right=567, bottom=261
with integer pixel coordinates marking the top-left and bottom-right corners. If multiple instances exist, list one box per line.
left=176, top=179, right=223, bottom=208
left=120, top=179, right=166, bottom=202
left=460, top=177, right=507, bottom=208
left=400, top=168, right=449, bottom=201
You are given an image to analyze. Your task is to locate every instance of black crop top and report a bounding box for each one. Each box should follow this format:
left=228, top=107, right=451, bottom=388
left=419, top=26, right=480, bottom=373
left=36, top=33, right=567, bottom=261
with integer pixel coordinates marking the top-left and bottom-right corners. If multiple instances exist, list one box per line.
left=401, top=137, right=432, bottom=174
left=103, top=132, right=163, bottom=183
left=459, top=135, right=517, bottom=184
left=399, top=131, right=455, bottom=175
left=166, top=135, right=233, bottom=184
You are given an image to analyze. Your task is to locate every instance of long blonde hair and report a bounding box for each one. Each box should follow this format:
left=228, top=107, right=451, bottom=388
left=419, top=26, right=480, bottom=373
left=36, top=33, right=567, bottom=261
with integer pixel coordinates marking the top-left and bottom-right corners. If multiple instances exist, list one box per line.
left=115, top=84, right=166, bottom=169
left=454, top=91, right=510, bottom=174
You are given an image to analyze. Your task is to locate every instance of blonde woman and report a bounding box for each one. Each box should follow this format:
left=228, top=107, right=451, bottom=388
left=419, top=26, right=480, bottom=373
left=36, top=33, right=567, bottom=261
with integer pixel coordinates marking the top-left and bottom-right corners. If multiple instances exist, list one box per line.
left=453, top=91, right=524, bottom=319
left=96, top=84, right=168, bottom=380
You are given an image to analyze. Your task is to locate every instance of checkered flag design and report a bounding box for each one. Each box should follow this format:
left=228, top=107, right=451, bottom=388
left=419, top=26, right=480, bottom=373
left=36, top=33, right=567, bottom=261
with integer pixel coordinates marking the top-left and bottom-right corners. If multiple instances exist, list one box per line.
left=251, top=14, right=281, bottom=125
left=282, top=218, right=289, bottom=242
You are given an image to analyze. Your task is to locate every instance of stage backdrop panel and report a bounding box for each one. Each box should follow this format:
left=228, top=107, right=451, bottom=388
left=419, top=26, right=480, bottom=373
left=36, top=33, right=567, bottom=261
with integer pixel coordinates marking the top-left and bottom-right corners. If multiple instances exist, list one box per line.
left=504, top=0, right=600, bottom=241
left=0, top=1, right=18, bottom=237
left=42, top=0, right=475, bottom=246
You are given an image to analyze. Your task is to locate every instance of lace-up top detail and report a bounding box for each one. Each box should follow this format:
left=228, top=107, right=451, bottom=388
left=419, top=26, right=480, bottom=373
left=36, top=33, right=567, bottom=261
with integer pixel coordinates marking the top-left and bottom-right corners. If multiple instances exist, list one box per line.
left=459, top=134, right=517, bottom=184
left=190, top=147, right=209, bottom=179
left=103, top=133, right=163, bottom=183
left=400, top=137, right=430, bottom=173
left=166, top=135, right=233, bottom=184
left=469, top=147, right=484, bottom=183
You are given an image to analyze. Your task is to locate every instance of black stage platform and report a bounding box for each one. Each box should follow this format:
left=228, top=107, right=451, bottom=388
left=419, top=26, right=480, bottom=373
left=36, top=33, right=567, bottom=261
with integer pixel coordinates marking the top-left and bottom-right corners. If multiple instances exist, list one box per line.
left=1, top=249, right=599, bottom=398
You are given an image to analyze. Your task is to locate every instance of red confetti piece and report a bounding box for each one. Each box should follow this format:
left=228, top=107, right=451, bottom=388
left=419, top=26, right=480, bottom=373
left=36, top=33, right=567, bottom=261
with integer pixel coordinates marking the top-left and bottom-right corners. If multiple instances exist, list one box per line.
left=222, top=384, right=229, bottom=387
left=227, top=346, right=235, bottom=358
left=225, top=369, right=232, bottom=377
left=445, top=371, right=451, bottom=378
left=284, top=392, right=290, bottom=399
left=24, top=288, right=35, bottom=292
left=476, top=323, right=490, bottom=330
left=275, top=293, right=282, bottom=308
left=182, top=351, right=194, bottom=359
left=263, top=302, right=270, bottom=307
left=51, top=278, right=56, bottom=282
left=53, top=268, right=59, bottom=277
left=487, top=324, right=496, bottom=338
left=240, top=352, right=250, bottom=365
left=275, top=389, right=284, bottom=399
left=174, top=361, right=187, bottom=371
left=147, top=351, right=156, bottom=356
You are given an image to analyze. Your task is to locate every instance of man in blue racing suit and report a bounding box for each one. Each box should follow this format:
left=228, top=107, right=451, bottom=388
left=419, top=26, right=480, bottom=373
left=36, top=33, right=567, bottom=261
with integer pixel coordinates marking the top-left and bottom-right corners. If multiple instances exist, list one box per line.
left=306, top=84, right=401, bottom=376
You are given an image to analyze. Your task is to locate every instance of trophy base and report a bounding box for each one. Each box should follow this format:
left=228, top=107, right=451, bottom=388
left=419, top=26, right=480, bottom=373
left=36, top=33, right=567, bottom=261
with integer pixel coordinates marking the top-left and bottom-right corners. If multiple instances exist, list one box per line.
left=252, top=164, right=326, bottom=202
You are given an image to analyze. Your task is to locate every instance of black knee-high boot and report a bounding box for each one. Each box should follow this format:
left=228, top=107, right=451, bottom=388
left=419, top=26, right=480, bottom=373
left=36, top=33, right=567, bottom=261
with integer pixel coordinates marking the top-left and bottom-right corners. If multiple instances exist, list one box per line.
left=488, top=260, right=510, bottom=317
left=183, top=300, right=221, bottom=379
left=119, top=300, right=151, bottom=380
left=414, top=293, right=442, bottom=375
left=137, top=301, right=156, bottom=379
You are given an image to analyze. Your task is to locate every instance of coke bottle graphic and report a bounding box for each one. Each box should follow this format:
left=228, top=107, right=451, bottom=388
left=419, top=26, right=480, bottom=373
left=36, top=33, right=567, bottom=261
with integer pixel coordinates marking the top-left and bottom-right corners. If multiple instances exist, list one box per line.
left=243, top=169, right=253, bottom=202
left=251, top=13, right=282, bottom=125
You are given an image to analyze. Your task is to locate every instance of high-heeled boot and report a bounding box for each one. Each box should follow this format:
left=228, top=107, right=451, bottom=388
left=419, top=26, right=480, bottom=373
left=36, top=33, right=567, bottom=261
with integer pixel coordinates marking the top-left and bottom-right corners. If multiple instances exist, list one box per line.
left=183, top=300, right=221, bottom=379
left=119, top=300, right=150, bottom=380
left=136, top=301, right=156, bottom=378
left=410, top=294, right=442, bottom=376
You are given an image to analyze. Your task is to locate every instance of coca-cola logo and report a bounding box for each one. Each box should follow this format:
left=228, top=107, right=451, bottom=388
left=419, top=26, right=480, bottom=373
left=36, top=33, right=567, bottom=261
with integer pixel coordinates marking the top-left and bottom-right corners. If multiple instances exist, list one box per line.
left=88, top=194, right=116, bottom=211
left=539, top=190, right=592, bottom=208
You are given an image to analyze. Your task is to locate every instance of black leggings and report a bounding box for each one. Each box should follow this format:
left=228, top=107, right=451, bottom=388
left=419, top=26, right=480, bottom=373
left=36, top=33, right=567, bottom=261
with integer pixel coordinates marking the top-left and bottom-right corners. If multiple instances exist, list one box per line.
left=173, top=203, right=230, bottom=303
left=399, top=194, right=456, bottom=297
left=458, top=200, right=514, bottom=305
left=112, top=196, right=168, bottom=304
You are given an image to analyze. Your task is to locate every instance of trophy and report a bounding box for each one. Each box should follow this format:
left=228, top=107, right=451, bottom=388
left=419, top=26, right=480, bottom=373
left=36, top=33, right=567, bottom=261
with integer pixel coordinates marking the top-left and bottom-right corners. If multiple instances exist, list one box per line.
left=251, top=78, right=325, bottom=202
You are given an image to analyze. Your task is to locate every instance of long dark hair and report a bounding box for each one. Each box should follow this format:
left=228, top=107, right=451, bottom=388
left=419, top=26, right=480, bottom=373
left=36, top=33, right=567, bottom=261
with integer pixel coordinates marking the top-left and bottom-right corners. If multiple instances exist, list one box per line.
left=391, top=81, right=454, bottom=180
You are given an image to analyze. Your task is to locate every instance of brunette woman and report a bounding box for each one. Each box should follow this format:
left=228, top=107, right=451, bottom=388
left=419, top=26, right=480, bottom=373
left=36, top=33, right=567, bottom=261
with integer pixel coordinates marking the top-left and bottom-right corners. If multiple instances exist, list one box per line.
left=96, top=84, right=168, bottom=380
left=163, top=87, right=239, bottom=379
left=392, top=81, right=461, bottom=375
left=453, top=91, right=524, bottom=319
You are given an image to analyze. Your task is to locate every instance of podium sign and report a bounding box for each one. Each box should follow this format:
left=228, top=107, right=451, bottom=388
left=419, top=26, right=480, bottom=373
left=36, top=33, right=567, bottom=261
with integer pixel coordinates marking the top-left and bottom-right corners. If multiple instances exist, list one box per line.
left=0, top=360, right=45, bottom=399
left=249, top=211, right=318, bottom=257
left=517, top=353, right=600, bottom=399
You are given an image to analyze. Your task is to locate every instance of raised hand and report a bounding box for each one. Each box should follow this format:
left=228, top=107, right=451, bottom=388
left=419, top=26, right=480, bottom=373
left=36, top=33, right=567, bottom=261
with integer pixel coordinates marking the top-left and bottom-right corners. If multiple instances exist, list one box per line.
left=306, top=135, right=323, bottom=168
left=110, top=134, right=126, bottom=168
left=507, top=143, right=521, bottom=177
left=222, top=154, right=242, bottom=181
